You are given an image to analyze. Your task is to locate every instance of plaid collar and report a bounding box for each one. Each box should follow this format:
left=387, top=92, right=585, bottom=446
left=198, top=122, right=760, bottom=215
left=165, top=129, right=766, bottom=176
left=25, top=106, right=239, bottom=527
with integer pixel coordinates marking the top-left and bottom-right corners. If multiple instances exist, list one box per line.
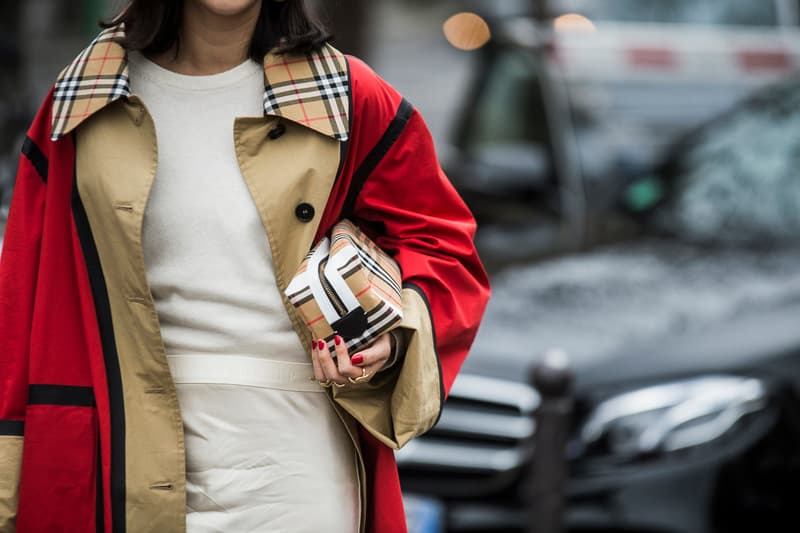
left=51, top=25, right=350, bottom=142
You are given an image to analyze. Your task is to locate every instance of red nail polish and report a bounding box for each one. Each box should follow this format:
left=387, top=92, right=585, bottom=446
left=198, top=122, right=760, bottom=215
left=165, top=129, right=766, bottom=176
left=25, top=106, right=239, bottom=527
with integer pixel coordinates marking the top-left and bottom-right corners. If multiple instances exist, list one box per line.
left=317, top=340, right=326, bottom=351
left=352, top=354, right=364, bottom=365
left=334, top=335, right=342, bottom=346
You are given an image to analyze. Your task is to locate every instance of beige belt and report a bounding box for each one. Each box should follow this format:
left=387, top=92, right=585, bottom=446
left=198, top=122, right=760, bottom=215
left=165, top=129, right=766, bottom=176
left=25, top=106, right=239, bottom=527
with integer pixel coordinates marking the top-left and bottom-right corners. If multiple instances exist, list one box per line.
left=166, top=354, right=323, bottom=392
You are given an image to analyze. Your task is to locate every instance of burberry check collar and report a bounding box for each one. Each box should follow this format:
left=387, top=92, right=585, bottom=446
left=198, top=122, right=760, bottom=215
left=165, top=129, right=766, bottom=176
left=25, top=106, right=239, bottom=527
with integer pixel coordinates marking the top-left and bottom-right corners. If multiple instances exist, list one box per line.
left=51, top=25, right=351, bottom=142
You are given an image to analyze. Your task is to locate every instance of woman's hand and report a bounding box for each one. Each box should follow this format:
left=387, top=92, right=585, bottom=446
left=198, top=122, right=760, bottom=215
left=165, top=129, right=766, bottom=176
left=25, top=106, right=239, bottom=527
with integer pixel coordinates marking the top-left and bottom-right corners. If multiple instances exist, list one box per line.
left=311, top=333, right=392, bottom=386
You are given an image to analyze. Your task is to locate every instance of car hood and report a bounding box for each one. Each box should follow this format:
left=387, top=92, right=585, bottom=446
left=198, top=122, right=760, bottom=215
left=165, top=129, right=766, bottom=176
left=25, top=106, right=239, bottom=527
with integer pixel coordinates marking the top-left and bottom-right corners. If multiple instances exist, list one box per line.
left=462, top=239, right=800, bottom=386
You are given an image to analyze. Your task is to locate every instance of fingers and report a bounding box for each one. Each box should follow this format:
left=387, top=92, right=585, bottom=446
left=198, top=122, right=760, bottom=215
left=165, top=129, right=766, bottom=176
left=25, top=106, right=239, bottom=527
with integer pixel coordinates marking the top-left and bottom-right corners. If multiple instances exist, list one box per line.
left=334, top=334, right=360, bottom=379
left=316, top=337, right=348, bottom=385
left=351, top=334, right=391, bottom=375
left=310, top=339, right=326, bottom=382
left=310, top=334, right=393, bottom=388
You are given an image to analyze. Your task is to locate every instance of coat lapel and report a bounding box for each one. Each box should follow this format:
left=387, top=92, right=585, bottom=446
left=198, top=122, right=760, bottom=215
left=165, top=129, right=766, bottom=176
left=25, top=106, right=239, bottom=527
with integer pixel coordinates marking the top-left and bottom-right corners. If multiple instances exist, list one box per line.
left=262, top=43, right=350, bottom=141
left=51, top=25, right=129, bottom=141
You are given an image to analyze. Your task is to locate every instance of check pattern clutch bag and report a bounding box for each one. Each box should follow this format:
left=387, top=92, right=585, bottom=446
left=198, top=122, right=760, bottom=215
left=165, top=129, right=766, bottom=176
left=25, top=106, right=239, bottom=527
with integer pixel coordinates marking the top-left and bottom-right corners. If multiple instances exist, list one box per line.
left=284, top=220, right=404, bottom=354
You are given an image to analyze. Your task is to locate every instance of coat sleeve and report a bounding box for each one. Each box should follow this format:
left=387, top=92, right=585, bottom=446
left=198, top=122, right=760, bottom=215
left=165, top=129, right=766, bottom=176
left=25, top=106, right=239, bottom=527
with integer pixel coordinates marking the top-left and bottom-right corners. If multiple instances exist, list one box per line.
left=0, top=96, right=51, bottom=531
left=331, top=58, right=491, bottom=449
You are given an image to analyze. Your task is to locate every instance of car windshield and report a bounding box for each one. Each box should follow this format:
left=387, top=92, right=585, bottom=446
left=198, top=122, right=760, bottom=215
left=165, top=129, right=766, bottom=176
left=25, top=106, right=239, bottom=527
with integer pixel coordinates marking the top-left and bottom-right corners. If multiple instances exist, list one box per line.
left=650, top=78, right=800, bottom=245
left=552, top=0, right=780, bottom=27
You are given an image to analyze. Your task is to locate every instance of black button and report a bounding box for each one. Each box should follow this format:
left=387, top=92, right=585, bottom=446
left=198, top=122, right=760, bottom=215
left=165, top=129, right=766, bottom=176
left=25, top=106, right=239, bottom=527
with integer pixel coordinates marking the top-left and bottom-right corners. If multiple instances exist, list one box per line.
left=295, top=203, right=315, bottom=222
left=268, top=123, right=286, bottom=140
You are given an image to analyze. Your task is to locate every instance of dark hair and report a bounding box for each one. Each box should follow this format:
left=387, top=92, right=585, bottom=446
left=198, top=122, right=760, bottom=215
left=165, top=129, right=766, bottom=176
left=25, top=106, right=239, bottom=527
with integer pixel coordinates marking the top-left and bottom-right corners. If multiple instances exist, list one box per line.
left=101, top=0, right=330, bottom=59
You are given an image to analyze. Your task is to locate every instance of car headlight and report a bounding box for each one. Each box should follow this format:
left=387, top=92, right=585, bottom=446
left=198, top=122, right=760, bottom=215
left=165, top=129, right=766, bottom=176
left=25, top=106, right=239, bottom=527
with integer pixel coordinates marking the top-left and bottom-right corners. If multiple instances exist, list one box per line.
left=580, top=375, right=769, bottom=460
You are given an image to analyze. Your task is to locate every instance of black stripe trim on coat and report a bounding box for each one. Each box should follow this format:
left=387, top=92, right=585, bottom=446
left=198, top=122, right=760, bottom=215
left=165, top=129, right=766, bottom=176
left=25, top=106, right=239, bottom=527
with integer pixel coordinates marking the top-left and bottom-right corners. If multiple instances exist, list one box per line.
left=28, top=384, right=95, bottom=407
left=71, top=144, right=127, bottom=533
left=0, top=420, right=25, bottom=436
left=404, top=282, right=445, bottom=428
left=21, top=136, right=49, bottom=183
left=341, top=98, right=414, bottom=219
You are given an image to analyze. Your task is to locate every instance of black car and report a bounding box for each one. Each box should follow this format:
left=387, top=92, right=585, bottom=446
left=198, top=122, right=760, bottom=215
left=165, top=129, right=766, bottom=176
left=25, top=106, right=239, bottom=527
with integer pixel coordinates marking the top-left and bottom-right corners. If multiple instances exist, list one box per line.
left=397, top=15, right=800, bottom=533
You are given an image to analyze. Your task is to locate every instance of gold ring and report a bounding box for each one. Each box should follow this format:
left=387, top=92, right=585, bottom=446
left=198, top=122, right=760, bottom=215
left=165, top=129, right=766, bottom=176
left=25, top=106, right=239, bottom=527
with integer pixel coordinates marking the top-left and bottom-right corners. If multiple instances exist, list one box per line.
left=317, top=380, right=333, bottom=388
left=348, top=367, right=371, bottom=384
left=332, top=381, right=346, bottom=388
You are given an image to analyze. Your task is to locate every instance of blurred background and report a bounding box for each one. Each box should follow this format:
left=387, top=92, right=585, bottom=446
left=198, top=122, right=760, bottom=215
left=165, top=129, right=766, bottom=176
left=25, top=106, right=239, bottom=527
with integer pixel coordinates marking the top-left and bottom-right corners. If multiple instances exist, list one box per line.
left=3, top=1, right=800, bottom=532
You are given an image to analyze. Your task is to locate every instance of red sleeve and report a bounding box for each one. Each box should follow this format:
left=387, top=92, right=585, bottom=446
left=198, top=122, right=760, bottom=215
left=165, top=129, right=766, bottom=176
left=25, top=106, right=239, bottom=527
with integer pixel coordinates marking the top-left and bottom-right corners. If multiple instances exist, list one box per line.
left=346, top=57, right=491, bottom=397
left=320, top=57, right=489, bottom=455
left=0, top=90, right=52, bottom=530
left=0, top=94, right=52, bottom=425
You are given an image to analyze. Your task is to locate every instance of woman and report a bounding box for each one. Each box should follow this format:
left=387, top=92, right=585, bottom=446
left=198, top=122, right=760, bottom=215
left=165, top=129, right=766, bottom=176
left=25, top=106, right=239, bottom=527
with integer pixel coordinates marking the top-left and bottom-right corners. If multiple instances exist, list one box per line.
left=0, top=0, right=489, bottom=531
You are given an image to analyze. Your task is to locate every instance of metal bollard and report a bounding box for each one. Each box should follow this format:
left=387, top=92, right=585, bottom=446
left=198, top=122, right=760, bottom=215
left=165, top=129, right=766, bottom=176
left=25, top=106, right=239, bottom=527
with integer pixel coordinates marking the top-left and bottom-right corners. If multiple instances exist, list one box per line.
left=526, top=349, right=574, bottom=533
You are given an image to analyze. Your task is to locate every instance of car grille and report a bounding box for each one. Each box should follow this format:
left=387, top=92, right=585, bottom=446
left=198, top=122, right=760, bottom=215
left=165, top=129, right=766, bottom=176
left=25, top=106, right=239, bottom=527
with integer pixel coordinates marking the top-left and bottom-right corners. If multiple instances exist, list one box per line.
left=397, top=374, right=539, bottom=498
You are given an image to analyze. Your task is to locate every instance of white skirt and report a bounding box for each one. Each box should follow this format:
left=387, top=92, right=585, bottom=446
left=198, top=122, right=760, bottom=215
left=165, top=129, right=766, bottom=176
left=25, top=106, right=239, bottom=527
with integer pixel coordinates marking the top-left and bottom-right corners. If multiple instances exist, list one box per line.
left=168, top=354, right=360, bottom=533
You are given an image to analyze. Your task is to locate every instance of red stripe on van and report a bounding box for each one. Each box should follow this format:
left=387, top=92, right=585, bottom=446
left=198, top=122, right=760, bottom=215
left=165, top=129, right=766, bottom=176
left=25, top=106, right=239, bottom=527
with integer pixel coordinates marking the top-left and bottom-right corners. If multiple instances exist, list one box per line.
left=627, top=47, right=677, bottom=69
left=738, top=50, right=791, bottom=72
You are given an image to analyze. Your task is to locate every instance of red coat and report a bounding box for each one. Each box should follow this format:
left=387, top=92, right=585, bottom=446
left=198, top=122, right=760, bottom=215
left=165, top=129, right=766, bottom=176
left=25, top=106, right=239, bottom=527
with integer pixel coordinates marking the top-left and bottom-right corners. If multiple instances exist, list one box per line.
left=0, top=26, right=489, bottom=533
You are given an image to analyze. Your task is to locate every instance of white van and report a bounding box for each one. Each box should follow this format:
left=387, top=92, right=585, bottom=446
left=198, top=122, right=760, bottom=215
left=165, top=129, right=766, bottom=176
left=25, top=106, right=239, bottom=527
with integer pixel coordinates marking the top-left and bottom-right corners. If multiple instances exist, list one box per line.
left=543, top=0, right=800, bottom=179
